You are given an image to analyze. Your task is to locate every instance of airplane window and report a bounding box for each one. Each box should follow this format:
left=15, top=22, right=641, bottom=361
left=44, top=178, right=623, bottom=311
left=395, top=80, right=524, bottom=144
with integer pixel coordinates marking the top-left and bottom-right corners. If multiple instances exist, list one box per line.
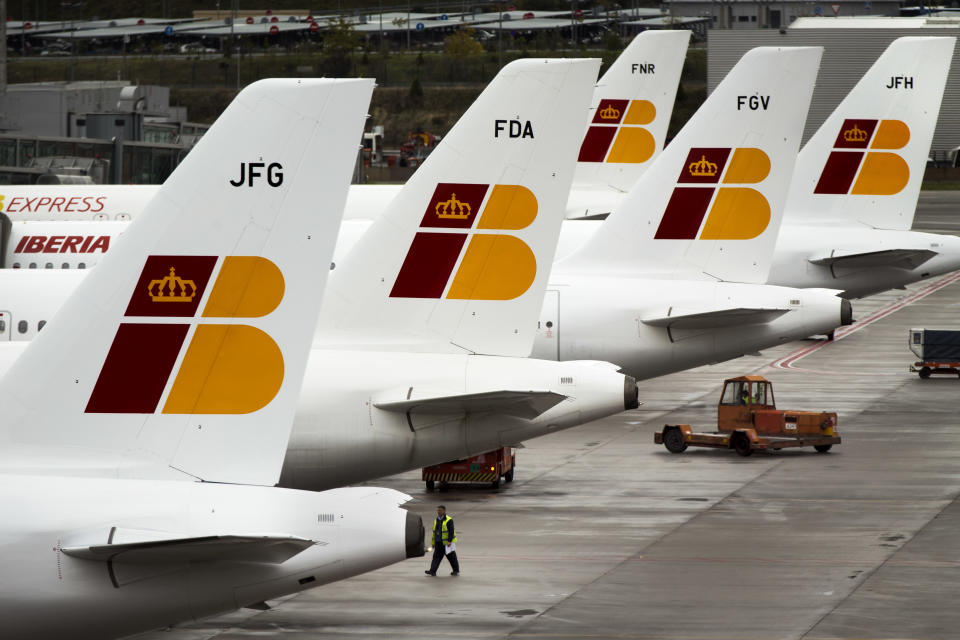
left=12, top=263, right=20, bottom=269
left=18, top=320, right=28, bottom=334
left=0, top=320, right=5, bottom=332
left=62, top=263, right=70, bottom=269
left=29, top=263, right=37, bottom=269
left=38, top=320, right=46, bottom=331
left=45, top=263, right=54, bottom=269
left=78, top=262, right=86, bottom=269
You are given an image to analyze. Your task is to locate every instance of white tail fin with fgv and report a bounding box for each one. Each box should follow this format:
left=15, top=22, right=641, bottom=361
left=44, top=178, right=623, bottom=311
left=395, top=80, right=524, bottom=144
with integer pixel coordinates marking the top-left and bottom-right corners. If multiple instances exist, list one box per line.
left=0, top=78, right=374, bottom=486
left=318, top=59, right=600, bottom=357
left=559, top=47, right=823, bottom=285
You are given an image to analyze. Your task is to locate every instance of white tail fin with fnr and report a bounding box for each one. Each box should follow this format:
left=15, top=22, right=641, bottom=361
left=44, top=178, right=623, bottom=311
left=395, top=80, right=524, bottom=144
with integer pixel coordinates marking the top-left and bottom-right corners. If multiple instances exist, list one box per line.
left=786, top=36, right=955, bottom=231
left=0, top=78, right=374, bottom=486
left=318, top=59, right=600, bottom=357
left=560, top=47, right=823, bottom=284
left=574, top=30, right=690, bottom=193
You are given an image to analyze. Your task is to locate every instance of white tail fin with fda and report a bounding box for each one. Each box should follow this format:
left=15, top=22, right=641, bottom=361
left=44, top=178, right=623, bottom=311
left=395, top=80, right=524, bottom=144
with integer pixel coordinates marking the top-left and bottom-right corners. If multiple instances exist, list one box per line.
left=786, top=36, right=955, bottom=231
left=574, top=30, right=690, bottom=193
left=318, top=59, right=599, bottom=357
left=560, top=47, right=822, bottom=284
left=0, top=79, right=374, bottom=485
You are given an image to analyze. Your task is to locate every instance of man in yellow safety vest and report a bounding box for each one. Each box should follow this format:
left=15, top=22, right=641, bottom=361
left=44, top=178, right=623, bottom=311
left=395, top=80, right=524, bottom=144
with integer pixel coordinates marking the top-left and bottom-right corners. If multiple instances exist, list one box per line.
left=425, top=505, right=460, bottom=576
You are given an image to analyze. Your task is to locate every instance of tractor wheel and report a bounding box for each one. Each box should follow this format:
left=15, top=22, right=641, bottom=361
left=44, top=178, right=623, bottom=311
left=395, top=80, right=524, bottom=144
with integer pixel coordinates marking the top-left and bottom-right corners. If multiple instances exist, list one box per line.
left=663, top=428, right=687, bottom=454
left=733, top=433, right=754, bottom=457
left=425, top=480, right=435, bottom=491
left=919, top=367, right=932, bottom=379
left=491, top=476, right=501, bottom=490
left=814, top=444, right=833, bottom=453
left=504, top=467, right=514, bottom=483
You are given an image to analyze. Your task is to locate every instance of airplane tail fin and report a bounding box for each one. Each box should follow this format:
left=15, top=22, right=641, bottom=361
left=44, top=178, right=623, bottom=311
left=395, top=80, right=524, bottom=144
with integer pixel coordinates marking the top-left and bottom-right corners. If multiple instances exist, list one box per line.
left=318, top=59, right=600, bottom=356
left=0, top=78, right=374, bottom=486
left=560, top=47, right=822, bottom=284
left=786, top=36, right=955, bottom=231
left=574, top=30, right=690, bottom=193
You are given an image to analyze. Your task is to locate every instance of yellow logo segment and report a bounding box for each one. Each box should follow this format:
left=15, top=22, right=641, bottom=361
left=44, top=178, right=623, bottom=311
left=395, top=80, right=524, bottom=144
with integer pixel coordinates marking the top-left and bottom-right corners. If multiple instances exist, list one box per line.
left=202, top=256, right=285, bottom=318
left=699, top=188, right=771, bottom=240
left=850, top=153, right=910, bottom=195
left=606, top=128, right=655, bottom=164
left=722, top=148, right=771, bottom=184
left=148, top=267, right=197, bottom=302
left=446, top=235, right=536, bottom=301
left=623, top=100, right=656, bottom=126
left=477, top=185, right=538, bottom=230
left=162, top=324, right=284, bottom=415
left=870, top=120, right=910, bottom=150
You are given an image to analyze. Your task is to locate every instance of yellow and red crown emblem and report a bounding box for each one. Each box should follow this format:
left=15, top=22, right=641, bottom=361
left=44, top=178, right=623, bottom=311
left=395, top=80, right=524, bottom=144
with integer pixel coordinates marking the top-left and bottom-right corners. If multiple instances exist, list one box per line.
left=842, top=125, right=868, bottom=143
left=689, top=155, right=718, bottom=177
left=435, top=193, right=472, bottom=220
left=148, top=267, right=197, bottom=302
left=598, top=104, right=621, bottom=120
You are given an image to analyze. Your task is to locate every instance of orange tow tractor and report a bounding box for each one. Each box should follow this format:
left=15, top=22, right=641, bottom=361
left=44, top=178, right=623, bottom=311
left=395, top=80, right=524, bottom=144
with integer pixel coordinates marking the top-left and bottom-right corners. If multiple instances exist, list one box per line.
left=654, top=376, right=840, bottom=456
left=423, top=447, right=515, bottom=490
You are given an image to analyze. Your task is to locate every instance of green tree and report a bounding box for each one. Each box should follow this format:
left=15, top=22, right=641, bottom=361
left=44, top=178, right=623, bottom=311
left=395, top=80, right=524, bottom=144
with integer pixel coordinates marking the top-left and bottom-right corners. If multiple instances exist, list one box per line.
left=444, top=29, right=483, bottom=59
left=321, top=18, right=359, bottom=77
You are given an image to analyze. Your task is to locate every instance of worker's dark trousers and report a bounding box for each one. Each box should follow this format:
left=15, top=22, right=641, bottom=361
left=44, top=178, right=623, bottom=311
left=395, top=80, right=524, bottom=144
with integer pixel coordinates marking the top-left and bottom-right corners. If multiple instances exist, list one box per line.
left=429, top=544, right=460, bottom=574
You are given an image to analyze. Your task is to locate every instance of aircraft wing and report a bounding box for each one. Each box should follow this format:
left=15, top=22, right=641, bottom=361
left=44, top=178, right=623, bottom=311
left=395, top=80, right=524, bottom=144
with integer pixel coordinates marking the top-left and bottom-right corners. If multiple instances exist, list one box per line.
left=808, top=248, right=937, bottom=270
left=62, top=533, right=317, bottom=564
left=642, top=307, right=789, bottom=330
left=374, top=389, right=568, bottom=420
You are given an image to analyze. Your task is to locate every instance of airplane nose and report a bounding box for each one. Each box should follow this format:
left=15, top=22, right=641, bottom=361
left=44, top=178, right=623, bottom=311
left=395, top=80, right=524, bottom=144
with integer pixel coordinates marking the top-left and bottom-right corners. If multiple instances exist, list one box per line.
left=624, top=375, right=640, bottom=410
left=405, top=511, right=425, bottom=558
left=841, top=299, right=854, bottom=326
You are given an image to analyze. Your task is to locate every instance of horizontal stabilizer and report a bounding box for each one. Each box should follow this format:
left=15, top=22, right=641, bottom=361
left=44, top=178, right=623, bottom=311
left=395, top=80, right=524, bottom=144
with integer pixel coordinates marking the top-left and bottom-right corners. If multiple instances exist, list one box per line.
left=63, top=531, right=317, bottom=564
left=808, top=248, right=936, bottom=270
left=374, top=389, right=568, bottom=420
left=642, top=307, right=789, bottom=330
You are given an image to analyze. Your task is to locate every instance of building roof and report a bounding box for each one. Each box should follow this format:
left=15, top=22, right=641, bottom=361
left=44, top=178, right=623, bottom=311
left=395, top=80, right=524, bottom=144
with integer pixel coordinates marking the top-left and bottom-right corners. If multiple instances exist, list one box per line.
left=791, top=16, right=959, bottom=28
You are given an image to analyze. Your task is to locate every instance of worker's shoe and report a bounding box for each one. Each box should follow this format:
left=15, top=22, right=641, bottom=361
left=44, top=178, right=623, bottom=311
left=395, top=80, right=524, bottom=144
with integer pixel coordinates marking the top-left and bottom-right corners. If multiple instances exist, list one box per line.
left=450, top=571, right=459, bottom=576
left=424, top=571, right=436, bottom=576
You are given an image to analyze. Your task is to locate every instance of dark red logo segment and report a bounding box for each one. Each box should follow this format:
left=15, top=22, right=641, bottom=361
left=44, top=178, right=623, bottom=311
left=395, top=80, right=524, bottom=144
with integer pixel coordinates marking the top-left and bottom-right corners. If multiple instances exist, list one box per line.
left=578, top=127, right=618, bottom=163
left=124, top=255, right=218, bottom=318
left=390, top=233, right=467, bottom=298
left=592, top=99, right=629, bottom=124
left=654, top=188, right=715, bottom=239
left=833, top=119, right=877, bottom=149
left=85, top=323, right=189, bottom=413
left=814, top=151, right=864, bottom=194
left=418, top=183, right=489, bottom=229
left=678, top=148, right=730, bottom=184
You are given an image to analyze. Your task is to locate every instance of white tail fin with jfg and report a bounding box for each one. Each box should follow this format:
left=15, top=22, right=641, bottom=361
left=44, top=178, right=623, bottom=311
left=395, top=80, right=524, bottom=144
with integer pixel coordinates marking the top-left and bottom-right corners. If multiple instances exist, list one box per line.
left=785, top=36, right=955, bottom=231
left=318, top=59, right=600, bottom=357
left=559, top=47, right=823, bottom=285
left=0, top=78, right=374, bottom=486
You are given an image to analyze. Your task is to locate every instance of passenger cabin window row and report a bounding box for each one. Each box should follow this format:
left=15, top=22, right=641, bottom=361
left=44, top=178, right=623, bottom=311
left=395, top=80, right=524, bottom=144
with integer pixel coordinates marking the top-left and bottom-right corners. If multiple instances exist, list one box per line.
left=15, top=320, right=47, bottom=334
left=11, top=262, right=86, bottom=269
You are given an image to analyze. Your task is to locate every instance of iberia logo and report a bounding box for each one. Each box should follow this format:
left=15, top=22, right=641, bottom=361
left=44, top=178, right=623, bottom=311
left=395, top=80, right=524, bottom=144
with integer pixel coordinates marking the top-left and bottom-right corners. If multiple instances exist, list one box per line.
left=654, top=147, right=771, bottom=240
left=390, top=182, right=537, bottom=300
left=578, top=99, right=657, bottom=164
left=814, top=119, right=910, bottom=195
left=85, top=255, right=286, bottom=415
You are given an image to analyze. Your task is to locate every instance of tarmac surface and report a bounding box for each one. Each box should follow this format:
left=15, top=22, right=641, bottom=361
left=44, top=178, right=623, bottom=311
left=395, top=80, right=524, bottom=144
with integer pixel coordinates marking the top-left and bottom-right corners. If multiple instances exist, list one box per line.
left=137, top=193, right=960, bottom=640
